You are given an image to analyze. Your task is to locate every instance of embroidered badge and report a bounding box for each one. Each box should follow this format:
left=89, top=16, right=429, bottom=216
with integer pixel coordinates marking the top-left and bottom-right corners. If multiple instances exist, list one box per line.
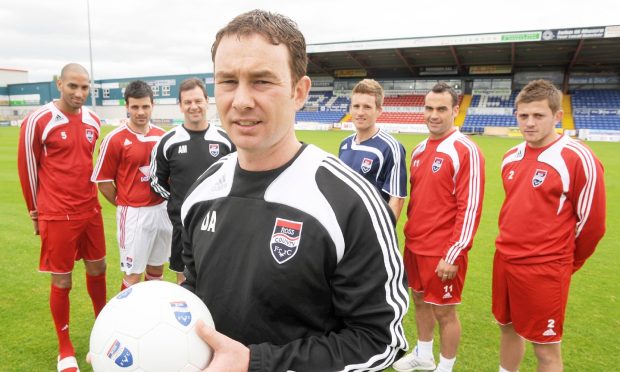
left=270, top=218, right=303, bottom=264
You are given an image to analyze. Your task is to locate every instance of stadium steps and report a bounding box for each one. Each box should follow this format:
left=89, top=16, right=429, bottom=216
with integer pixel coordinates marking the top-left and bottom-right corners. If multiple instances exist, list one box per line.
left=456, top=95, right=472, bottom=126
left=562, top=94, right=575, bottom=130
left=341, top=113, right=351, bottom=122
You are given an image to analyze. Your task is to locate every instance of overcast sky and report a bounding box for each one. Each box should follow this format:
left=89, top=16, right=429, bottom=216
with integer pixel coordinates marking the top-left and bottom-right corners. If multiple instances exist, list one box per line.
left=1, top=0, right=618, bottom=83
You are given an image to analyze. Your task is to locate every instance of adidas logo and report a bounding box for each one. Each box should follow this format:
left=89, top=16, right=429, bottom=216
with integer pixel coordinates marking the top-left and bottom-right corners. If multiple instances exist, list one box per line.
left=124, top=138, right=132, bottom=146
left=543, top=328, right=557, bottom=336
left=55, top=114, right=63, bottom=122
left=443, top=292, right=453, bottom=299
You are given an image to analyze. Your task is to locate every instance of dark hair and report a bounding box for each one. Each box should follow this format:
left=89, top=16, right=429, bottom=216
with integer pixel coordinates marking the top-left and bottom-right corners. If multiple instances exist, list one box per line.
left=211, top=9, right=307, bottom=85
left=429, top=82, right=458, bottom=107
left=124, top=80, right=153, bottom=103
left=178, top=78, right=208, bottom=102
left=516, top=79, right=562, bottom=113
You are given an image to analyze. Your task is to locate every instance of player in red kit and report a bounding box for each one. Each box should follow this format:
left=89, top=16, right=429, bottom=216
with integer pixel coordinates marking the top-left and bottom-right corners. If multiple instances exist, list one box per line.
left=92, top=80, right=171, bottom=291
left=494, top=80, right=606, bottom=372
left=394, top=82, right=484, bottom=372
left=17, top=63, right=107, bottom=372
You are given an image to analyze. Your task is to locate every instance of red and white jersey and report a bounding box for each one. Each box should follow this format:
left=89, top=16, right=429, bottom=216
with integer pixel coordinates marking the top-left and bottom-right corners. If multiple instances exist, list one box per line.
left=92, top=123, right=165, bottom=207
left=18, top=102, right=101, bottom=220
left=404, top=130, right=485, bottom=264
left=496, top=135, right=606, bottom=269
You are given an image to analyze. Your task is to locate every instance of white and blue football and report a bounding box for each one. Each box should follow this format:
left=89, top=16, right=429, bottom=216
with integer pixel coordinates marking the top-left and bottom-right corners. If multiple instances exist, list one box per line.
left=89, top=281, right=214, bottom=372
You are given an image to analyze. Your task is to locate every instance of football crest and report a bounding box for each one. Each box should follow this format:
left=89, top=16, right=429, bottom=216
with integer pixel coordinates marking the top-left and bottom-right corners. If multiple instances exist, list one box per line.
left=270, top=218, right=303, bottom=264
left=107, top=339, right=133, bottom=367
left=138, top=166, right=150, bottom=182
left=170, top=301, right=192, bottom=326
left=209, top=144, right=220, bottom=157
left=432, top=157, right=444, bottom=173
left=85, top=129, right=95, bottom=143
left=532, top=169, right=547, bottom=187
left=360, top=158, right=373, bottom=173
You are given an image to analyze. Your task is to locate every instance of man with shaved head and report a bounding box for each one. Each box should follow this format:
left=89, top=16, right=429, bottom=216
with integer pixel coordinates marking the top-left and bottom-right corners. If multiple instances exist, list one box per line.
left=18, top=63, right=107, bottom=372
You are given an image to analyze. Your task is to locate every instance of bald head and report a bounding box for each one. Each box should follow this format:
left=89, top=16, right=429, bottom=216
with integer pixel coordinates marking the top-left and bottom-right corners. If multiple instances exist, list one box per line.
left=55, top=63, right=91, bottom=114
left=60, top=63, right=89, bottom=79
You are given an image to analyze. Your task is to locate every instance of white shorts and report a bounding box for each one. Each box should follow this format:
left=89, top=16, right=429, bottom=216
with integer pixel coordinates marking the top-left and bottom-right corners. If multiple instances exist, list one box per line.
left=116, top=202, right=172, bottom=274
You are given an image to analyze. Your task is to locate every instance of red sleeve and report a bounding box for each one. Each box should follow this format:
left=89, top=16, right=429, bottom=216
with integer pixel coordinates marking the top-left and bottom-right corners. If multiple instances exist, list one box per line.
left=570, top=146, right=606, bottom=272
left=17, top=113, right=43, bottom=213
left=91, top=132, right=120, bottom=183
left=444, top=141, right=485, bottom=264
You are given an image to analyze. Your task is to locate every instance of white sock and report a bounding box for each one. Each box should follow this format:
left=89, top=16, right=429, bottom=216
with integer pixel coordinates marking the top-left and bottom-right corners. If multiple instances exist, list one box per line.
left=437, top=354, right=456, bottom=371
left=416, top=339, right=434, bottom=360
left=499, top=367, right=516, bottom=372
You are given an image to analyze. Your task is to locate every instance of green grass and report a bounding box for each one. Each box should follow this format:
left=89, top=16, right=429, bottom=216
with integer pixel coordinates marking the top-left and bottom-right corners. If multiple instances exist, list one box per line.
left=1, top=126, right=618, bottom=371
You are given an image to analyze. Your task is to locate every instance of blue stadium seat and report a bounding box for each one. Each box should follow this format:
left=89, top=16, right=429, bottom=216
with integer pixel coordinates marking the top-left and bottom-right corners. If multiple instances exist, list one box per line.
left=571, top=89, right=620, bottom=130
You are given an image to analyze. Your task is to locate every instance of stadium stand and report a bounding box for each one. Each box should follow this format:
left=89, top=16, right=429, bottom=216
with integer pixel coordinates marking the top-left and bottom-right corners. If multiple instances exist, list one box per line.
left=295, top=111, right=347, bottom=124
left=470, top=91, right=518, bottom=108
left=459, top=91, right=516, bottom=133
left=384, top=95, right=425, bottom=106
left=296, top=92, right=348, bottom=123
left=572, top=90, right=620, bottom=130
left=376, top=112, right=424, bottom=124
left=296, top=82, right=619, bottom=134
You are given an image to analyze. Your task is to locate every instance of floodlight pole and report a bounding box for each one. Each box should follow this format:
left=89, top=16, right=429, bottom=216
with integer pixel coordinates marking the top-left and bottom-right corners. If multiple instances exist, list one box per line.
left=87, top=0, right=96, bottom=111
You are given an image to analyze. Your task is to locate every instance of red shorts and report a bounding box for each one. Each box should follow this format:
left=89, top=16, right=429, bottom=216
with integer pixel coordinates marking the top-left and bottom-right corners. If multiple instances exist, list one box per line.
left=39, top=212, right=106, bottom=274
left=404, top=250, right=468, bottom=305
left=492, top=252, right=572, bottom=343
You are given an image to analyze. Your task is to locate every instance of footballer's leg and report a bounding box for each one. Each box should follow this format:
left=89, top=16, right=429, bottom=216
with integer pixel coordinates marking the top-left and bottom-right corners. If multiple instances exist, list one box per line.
left=499, top=324, right=525, bottom=371
left=82, top=212, right=107, bottom=317
left=145, top=264, right=165, bottom=281
left=50, top=273, right=75, bottom=362
left=122, top=273, right=142, bottom=289
left=84, top=259, right=107, bottom=317
left=433, top=304, right=460, bottom=371
left=145, top=204, right=170, bottom=282
left=41, top=219, right=79, bottom=367
left=532, top=343, right=562, bottom=372
left=393, top=251, right=436, bottom=372
left=169, top=222, right=186, bottom=284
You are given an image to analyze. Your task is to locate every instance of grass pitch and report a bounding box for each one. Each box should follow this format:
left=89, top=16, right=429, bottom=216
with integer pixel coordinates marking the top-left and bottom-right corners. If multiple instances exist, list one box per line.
left=1, top=126, right=618, bottom=371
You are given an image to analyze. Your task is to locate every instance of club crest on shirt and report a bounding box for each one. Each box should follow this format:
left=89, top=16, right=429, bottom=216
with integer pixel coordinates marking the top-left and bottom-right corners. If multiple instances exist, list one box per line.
left=270, top=218, right=303, bottom=264
left=138, top=166, right=150, bottom=182
left=432, top=157, right=444, bottom=173
left=360, top=158, right=373, bottom=173
left=85, top=129, right=95, bottom=143
left=532, top=169, right=547, bottom=188
left=209, top=144, right=220, bottom=157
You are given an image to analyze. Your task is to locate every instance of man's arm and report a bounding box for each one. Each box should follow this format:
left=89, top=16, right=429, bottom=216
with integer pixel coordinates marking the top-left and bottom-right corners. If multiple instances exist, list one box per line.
left=442, top=141, right=485, bottom=265
left=381, top=141, right=408, bottom=221
left=571, top=146, right=606, bottom=272
left=91, top=131, right=120, bottom=204
left=17, top=115, right=42, bottom=235
left=388, top=196, right=405, bottom=221
left=97, top=182, right=117, bottom=206
left=149, top=136, right=171, bottom=199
